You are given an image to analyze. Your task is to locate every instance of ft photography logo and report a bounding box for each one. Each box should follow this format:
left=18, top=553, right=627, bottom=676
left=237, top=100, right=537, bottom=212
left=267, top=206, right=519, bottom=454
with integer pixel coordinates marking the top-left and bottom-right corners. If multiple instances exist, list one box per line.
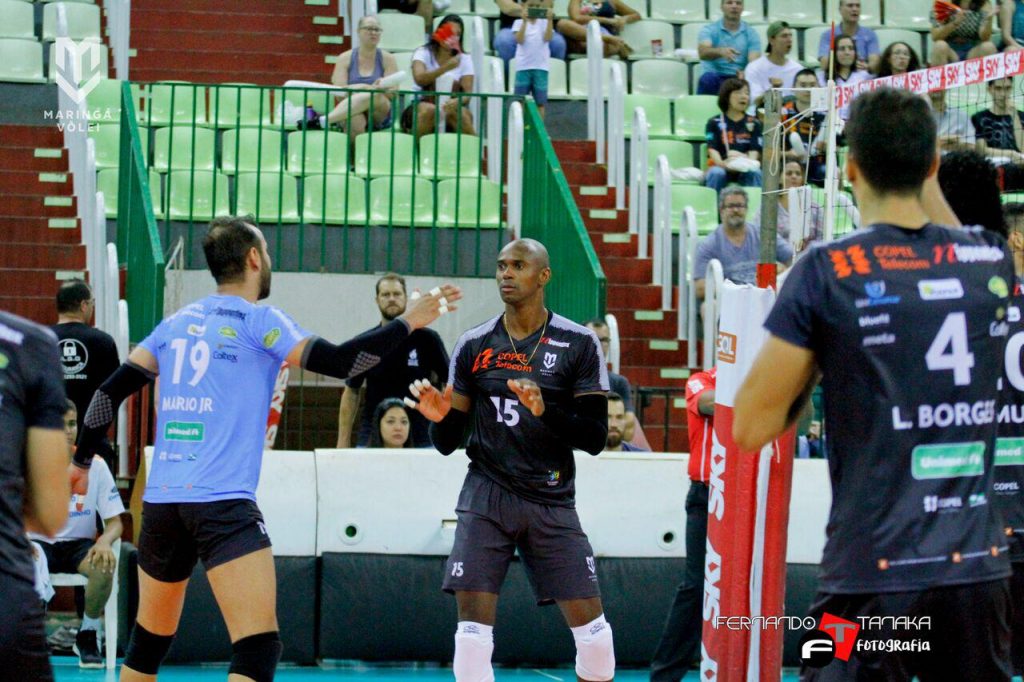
left=46, top=38, right=112, bottom=132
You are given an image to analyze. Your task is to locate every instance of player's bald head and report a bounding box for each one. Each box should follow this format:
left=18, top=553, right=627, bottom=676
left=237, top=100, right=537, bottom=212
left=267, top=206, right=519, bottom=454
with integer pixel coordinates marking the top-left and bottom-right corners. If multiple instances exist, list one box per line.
left=499, top=238, right=550, bottom=269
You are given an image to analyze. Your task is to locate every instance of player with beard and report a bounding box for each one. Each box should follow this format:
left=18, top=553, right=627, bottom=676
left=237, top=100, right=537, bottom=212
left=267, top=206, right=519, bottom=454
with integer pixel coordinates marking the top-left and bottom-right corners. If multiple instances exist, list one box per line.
left=408, top=238, right=614, bottom=682
left=71, top=216, right=460, bottom=682
left=337, top=273, right=449, bottom=448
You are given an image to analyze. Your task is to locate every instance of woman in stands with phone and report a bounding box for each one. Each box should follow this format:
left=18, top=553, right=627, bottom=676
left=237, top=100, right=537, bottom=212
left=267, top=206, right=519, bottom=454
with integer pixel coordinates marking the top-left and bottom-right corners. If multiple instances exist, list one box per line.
left=297, top=14, right=399, bottom=135
left=403, top=14, right=476, bottom=138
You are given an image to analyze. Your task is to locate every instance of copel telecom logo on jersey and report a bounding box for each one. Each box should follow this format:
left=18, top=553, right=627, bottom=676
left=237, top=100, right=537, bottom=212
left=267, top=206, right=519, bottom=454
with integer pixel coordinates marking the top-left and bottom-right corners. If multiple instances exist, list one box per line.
left=800, top=613, right=860, bottom=668
left=717, top=332, right=737, bottom=364
left=53, top=38, right=104, bottom=103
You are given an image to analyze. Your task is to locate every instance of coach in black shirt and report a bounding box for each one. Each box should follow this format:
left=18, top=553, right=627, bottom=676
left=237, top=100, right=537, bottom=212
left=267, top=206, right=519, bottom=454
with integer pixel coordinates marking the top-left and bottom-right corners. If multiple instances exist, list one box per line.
left=0, top=311, right=72, bottom=680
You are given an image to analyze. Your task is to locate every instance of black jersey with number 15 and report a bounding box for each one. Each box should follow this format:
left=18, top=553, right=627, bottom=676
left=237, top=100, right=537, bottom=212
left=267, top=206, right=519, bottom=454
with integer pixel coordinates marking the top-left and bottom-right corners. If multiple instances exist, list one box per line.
left=765, top=224, right=1014, bottom=594
left=995, top=293, right=1024, bottom=562
left=449, top=312, right=610, bottom=507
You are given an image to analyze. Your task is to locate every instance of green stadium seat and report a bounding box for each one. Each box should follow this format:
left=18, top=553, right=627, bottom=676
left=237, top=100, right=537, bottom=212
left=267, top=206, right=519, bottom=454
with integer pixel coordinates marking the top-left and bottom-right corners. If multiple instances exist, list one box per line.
left=510, top=57, right=568, bottom=98
left=802, top=26, right=829, bottom=65
left=631, top=59, right=689, bottom=98
left=390, top=52, right=417, bottom=91
left=855, top=0, right=881, bottom=26
left=165, top=170, right=230, bottom=221
left=354, top=131, right=416, bottom=177
left=766, top=0, right=821, bottom=27
left=674, top=95, right=719, bottom=141
left=1002, top=192, right=1024, bottom=205
left=883, top=3, right=929, bottom=30
left=739, top=3, right=765, bottom=24
left=650, top=0, right=706, bottom=24
left=750, top=23, right=769, bottom=54
left=623, top=94, right=673, bottom=137
left=568, top=58, right=621, bottom=97
left=42, top=2, right=101, bottom=41
left=369, top=176, right=435, bottom=225
left=680, top=23, right=708, bottom=59
left=207, top=83, right=274, bottom=129
left=445, top=0, right=476, bottom=15
left=96, top=168, right=163, bottom=218
left=419, top=134, right=482, bottom=178
left=48, top=40, right=108, bottom=82
left=145, top=82, right=207, bottom=127
left=286, top=131, right=350, bottom=176
left=647, top=138, right=693, bottom=183
left=152, top=126, right=217, bottom=173
left=378, top=14, right=424, bottom=53
left=221, top=128, right=284, bottom=175
left=670, top=184, right=719, bottom=234
left=301, top=174, right=368, bottom=224
left=746, top=188, right=762, bottom=220
left=90, top=124, right=150, bottom=170
left=620, top=20, right=676, bottom=59
left=273, top=86, right=335, bottom=130
left=0, top=1, right=35, bottom=40
left=235, top=172, right=301, bottom=223
left=0, top=38, right=45, bottom=83
left=478, top=55, right=504, bottom=93
left=86, top=79, right=144, bottom=122
left=436, top=178, right=502, bottom=228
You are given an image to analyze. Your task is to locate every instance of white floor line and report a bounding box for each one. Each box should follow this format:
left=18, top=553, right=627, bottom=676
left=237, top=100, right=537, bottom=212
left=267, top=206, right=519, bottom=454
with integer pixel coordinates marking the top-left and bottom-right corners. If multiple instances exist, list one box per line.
left=531, top=670, right=564, bottom=681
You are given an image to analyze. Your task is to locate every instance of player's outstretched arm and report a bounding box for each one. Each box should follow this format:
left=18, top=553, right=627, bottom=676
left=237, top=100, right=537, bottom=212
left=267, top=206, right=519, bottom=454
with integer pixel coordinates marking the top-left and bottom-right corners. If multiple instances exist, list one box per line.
left=291, top=284, right=462, bottom=380
left=407, top=379, right=471, bottom=455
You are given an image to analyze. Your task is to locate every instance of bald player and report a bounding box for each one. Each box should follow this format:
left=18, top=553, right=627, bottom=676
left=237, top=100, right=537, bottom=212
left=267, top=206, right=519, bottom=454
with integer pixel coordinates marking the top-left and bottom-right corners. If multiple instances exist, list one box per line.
left=408, top=239, right=615, bottom=682
left=72, top=216, right=460, bottom=682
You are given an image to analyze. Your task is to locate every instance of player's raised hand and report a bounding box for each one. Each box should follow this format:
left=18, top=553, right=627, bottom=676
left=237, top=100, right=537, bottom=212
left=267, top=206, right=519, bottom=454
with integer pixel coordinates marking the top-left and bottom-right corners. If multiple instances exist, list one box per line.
left=406, top=379, right=453, bottom=422
left=402, top=284, right=463, bottom=330
left=507, top=378, right=545, bottom=417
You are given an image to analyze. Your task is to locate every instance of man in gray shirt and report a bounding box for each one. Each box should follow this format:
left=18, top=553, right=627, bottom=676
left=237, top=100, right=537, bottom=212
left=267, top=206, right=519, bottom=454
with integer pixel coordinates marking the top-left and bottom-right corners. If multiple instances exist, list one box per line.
left=694, top=186, right=794, bottom=300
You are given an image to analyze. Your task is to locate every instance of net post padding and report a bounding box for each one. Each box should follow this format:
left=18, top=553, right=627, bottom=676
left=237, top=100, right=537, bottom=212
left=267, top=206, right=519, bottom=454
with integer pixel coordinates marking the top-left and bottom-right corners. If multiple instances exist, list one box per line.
left=700, top=282, right=796, bottom=682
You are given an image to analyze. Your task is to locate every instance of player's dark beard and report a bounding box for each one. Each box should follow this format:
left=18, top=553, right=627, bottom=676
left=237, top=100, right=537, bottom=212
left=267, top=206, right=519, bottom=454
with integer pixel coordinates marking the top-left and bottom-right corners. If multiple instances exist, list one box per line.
left=257, top=254, right=272, bottom=300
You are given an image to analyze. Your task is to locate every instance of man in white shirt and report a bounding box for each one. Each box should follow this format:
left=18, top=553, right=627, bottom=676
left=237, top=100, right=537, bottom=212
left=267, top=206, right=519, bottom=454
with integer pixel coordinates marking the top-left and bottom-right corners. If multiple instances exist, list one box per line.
left=745, top=21, right=803, bottom=109
left=28, top=400, right=124, bottom=669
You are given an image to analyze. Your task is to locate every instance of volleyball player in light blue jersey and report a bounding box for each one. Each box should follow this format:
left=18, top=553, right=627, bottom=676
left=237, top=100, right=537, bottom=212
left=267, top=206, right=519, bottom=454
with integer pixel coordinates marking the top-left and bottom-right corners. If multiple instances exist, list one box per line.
left=73, top=215, right=460, bottom=682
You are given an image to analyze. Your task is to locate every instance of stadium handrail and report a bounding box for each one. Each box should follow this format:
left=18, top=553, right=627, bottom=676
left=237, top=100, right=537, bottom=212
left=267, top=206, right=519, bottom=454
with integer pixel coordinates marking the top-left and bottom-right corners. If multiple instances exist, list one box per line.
left=679, top=206, right=698, bottom=369
left=507, top=101, right=524, bottom=239
left=521, top=98, right=607, bottom=321
left=486, top=59, right=506, bottom=183
left=115, top=296, right=129, bottom=477
left=607, top=61, right=626, bottom=210
left=586, top=20, right=604, bottom=164
left=605, top=312, right=620, bottom=374
left=629, top=106, right=650, bottom=258
left=105, top=0, right=130, bottom=79
left=652, top=153, right=672, bottom=310
left=703, top=258, right=724, bottom=370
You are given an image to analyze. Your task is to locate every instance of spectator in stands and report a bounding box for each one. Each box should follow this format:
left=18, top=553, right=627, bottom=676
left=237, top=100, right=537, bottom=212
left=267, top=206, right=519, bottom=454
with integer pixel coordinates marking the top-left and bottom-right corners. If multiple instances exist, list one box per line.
left=744, top=21, right=802, bottom=110
left=604, top=393, right=647, bottom=452
left=367, top=398, right=414, bottom=448
left=753, top=160, right=823, bottom=252
left=650, top=366, right=716, bottom=681
left=817, top=0, right=880, bottom=73
left=1001, top=0, right=1024, bottom=51
left=938, top=149, right=1007, bottom=237
left=561, top=0, right=639, bottom=59
left=972, top=77, right=1024, bottom=190
left=585, top=318, right=641, bottom=447
left=337, top=273, right=449, bottom=448
left=376, top=0, right=435, bottom=35
left=696, top=0, right=761, bottom=96
left=704, top=78, right=763, bottom=194
left=404, top=14, right=476, bottom=138
left=493, top=0, right=568, bottom=64
left=1004, top=203, right=1024, bottom=290
left=694, top=187, right=794, bottom=300
left=930, top=0, right=997, bottom=67
left=818, top=34, right=871, bottom=119
left=876, top=41, right=921, bottom=78
left=52, top=279, right=118, bottom=468
left=930, top=88, right=977, bottom=153
left=513, top=0, right=555, bottom=119
left=782, top=68, right=827, bottom=185
left=298, top=15, right=399, bottom=134
left=27, top=399, right=124, bottom=669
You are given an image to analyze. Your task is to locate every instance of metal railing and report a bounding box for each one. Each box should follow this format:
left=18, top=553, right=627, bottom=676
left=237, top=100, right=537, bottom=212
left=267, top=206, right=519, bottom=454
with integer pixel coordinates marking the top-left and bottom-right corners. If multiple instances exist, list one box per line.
left=703, top=258, right=724, bottom=370
left=635, top=386, right=687, bottom=453
left=521, top=98, right=606, bottom=321
left=103, top=0, right=130, bottom=79
left=652, top=154, right=672, bottom=311
left=605, top=312, right=620, bottom=374
left=678, top=207, right=698, bottom=368
left=606, top=61, right=625, bottom=210
left=628, top=106, right=649, bottom=258
left=586, top=20, right=604, bottom=165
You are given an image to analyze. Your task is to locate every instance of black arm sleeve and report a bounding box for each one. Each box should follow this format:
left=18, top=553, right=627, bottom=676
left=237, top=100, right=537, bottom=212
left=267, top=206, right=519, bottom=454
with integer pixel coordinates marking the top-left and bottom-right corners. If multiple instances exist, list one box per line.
left=75, top=360, right=156, bottom=469
left=302, top=319, right=411, bottom=380
left=540, top=393, right=609, bottom=456
left=429, top=408, right=469, bottom=456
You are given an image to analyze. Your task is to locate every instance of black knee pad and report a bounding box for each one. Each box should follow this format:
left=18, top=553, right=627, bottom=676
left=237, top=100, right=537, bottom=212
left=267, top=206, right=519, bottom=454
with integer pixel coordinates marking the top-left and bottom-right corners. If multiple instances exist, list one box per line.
left=124, top=623, right=175, bottom=675
left=229, top=631, right=283, bottom=682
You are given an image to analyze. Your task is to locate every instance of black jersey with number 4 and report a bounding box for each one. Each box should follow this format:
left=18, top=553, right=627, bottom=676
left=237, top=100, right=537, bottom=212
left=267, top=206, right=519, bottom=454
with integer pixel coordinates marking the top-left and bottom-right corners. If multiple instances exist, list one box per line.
left=996, top=294, right=1024, bottom=562
left=449, top=311, right=609, bottom=506
left=766, top=224, right=1014, bottom=593
left=0, top=312, right=67, bottom=586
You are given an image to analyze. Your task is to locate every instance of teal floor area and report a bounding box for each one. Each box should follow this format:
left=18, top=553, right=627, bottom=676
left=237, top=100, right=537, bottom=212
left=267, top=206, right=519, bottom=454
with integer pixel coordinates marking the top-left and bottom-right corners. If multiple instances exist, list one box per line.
left=50, top=658, right=805, bottom=681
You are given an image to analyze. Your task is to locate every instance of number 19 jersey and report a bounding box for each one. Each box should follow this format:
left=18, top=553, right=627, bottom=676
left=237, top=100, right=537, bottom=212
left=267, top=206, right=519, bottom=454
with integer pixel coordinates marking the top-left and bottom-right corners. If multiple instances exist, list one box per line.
left=765, top=224, right=1014, bottom=593
left=449, top=311, right=609, bottom=507
left=139, top=295, right=310, bottom=504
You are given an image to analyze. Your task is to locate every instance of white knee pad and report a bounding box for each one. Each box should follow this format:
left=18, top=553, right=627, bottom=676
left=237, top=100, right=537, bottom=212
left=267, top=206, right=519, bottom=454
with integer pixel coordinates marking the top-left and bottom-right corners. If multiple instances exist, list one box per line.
left=453, top=621, right=495, bottom=682
left=571, top=614, right=615, bottom=682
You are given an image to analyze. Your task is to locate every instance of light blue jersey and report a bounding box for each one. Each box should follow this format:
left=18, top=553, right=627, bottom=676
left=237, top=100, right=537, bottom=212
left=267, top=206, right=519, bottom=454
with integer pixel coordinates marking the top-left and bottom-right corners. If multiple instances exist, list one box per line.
left=139, top=295, right=310, bottom=503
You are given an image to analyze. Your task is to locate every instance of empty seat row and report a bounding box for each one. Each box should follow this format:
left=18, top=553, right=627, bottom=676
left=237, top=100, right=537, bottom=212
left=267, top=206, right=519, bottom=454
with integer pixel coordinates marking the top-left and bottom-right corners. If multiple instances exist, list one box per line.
left=0, top=0, right=101, bottom=41
left=97, top=169, right=504, bottom=228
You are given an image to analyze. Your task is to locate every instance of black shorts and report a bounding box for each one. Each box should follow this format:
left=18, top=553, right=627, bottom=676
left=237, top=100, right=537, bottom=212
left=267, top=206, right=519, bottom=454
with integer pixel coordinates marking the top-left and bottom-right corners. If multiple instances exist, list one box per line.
left=377, top=0, right=418, bottom=13
left=801, top=578, right=1012, bottom=682
left=138, top=499, right=272, bottom=583
left=442, top=470, right=601, bottom=605
left=37, top=538, right=92, bottom=574
left=0, top=578, right=53, bottom=681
